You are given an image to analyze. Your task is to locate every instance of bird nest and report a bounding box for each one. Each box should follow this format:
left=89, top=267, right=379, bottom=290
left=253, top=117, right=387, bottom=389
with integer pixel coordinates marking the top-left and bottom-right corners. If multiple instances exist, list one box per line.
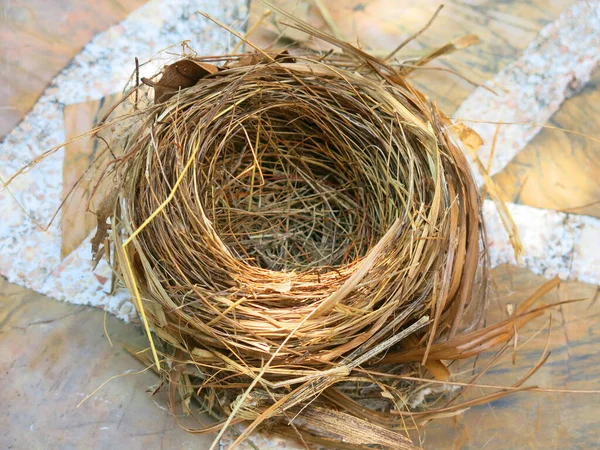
left=71, top=13, right=550, bottom=450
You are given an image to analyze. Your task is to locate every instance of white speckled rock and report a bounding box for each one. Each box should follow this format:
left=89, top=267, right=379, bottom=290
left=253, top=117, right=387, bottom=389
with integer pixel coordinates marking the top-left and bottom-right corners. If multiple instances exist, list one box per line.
left=0, top=0, right=247, bottom=321
left=483, top=200, right=600, bottom=284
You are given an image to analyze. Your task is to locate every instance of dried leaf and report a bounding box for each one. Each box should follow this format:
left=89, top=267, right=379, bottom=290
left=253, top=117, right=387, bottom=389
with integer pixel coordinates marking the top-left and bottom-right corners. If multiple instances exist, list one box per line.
left=228, top=50, right=296, bottom=68
left=191, top=348, right=219, bottom=361
left=153, top=60, right=218, bottom=103
left=402, top=34, right=481, bottom=73
left=424, top=359, right=450, bottom=381
left=455, top=122, right=524, bottom=262
left=61, top=93, right=123, bottom=259
left=229, top=53, right=263, bottom=68
left=91, top=187, right=118, bottom=266
left=274, top=49, right=296, bottom=63
left=453, top=122, right=484, bottom=153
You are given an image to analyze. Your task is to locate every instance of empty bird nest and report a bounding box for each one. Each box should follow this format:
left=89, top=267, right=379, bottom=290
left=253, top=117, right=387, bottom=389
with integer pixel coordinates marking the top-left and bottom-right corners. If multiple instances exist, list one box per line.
left=32, top=7, right=559, bottom=450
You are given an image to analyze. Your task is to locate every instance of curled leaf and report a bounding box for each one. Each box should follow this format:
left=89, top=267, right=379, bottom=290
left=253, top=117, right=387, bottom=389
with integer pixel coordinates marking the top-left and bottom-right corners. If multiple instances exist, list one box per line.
left=91, top=187, right=118, bottom=267
left=152, top=60, right=219, bottom=103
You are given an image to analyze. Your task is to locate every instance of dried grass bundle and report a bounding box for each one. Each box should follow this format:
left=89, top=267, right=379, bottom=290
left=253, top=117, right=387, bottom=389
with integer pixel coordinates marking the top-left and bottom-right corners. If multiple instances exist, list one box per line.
left=76, top=11, right=553, bottom=450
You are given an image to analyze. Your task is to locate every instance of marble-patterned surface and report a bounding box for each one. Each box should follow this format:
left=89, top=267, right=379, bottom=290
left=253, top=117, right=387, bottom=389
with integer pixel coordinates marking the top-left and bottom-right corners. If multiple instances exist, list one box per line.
left=0, top=0, right=248, bottom=321
left=483, top=200, right=600, bottom=285
left=2, top=1, right=600, bottom=449
left=454, top=1, right=600, bottom=183
left=0, top=0, right=148, bottom=139
left=0, top=276, right=217, bottom=450
left=493, top=68, right=600, bottom=219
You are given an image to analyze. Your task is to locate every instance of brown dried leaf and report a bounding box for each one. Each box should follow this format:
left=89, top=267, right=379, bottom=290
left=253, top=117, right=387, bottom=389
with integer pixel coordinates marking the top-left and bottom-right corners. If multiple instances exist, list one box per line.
left=61, top=93, right=123, bottom=259
left=228, top=53, right=263, bottom=68
left=274, top=49, right=296, bottom=63
left=153, top=60, right=218, bottom=103
left=453, top=122, right=484, bottom=153
left=228, top=50, right=296, bottom=68
left=91, top=187, right=118, bottom=266
left=424, top=359, right=450, bottom=381
left=454, top=122, right=524, bottom=261
left=402, top=34, right=481, bottom=73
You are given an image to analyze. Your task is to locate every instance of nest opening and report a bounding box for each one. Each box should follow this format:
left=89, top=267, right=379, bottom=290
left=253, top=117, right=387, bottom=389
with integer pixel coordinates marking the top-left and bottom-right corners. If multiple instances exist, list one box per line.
left=205, top=90, right=404, bottom=272
left=144, top=67, right=440, bottom=276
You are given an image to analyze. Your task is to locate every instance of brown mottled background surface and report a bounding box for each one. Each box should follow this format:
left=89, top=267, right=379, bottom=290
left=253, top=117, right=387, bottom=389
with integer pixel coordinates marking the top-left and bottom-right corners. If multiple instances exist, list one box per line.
left=1, top=1, right=600, bottom=449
